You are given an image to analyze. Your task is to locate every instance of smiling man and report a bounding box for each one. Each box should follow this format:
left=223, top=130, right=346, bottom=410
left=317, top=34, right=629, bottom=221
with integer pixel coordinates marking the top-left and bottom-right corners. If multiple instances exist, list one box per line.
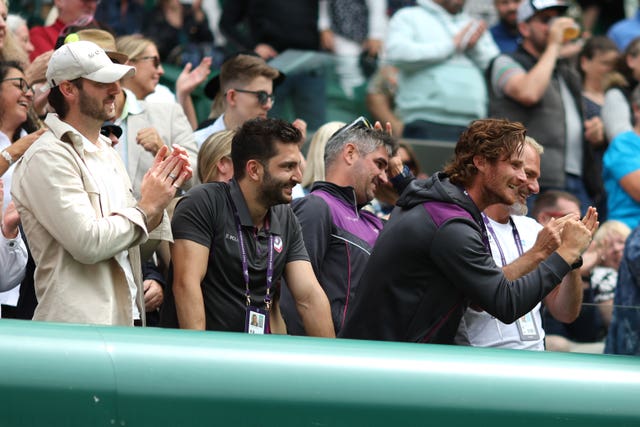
left=280, top=119, right=396, bottom=335
left=164, top=118, right=335, bottom=337
left=11, top=41, right=192, bottom=326
left=455, top=137, right=595, bottom=350
left=339, top=118, right=595, bottom=344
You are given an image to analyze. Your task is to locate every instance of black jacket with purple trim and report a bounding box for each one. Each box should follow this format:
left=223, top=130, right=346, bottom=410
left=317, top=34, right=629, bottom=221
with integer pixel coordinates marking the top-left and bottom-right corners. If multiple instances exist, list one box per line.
left=339, top=173, right=572, bottom=344
left=280, top=181, right=384, bottom=335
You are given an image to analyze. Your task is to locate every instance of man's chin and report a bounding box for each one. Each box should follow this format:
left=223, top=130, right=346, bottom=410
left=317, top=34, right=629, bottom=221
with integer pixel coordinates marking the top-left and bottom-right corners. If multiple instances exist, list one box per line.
left=509, top=202, right=528, bottom=216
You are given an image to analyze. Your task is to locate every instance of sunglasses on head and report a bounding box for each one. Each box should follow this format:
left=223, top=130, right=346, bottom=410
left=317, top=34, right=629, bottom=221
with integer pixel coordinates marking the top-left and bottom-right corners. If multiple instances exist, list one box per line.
left=2, top=77, right=33, bottom=95
left=133, top=55, right=161, bottom=69
left=232, top=88, right=275, bottom=106
left=328, top=116, right=373, bottom=141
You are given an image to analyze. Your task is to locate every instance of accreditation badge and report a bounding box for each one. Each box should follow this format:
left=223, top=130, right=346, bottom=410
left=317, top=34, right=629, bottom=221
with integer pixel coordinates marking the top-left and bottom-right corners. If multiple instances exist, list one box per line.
left=516, top=312, right=540, bottom=341
left=245, top=306, right=270, bottom=334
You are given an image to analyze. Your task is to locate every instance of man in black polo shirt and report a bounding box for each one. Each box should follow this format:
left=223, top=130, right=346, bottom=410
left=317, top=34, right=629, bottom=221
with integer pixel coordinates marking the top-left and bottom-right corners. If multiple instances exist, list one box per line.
left=163, top=118, right=335, bottom=337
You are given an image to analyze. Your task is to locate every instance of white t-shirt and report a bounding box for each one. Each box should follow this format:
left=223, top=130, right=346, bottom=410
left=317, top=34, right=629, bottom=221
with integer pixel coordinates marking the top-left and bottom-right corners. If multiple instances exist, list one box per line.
left=455, top=214, right=546, bottom=350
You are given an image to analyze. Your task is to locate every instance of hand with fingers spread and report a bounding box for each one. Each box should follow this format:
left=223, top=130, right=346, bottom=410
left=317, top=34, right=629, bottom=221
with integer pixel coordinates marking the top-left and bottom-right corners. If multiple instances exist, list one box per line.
left=138, top=145, right=193, bottom=231
left=176, top=57, right=212, bottom=98
left=136, top=127, right=165, bottom=156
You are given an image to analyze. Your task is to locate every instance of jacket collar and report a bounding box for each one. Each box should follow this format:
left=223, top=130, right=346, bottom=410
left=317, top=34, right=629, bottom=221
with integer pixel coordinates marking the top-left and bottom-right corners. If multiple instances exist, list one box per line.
left=44, top=114, right=113, bottom=160
left=310, top=181, right=364, bottom=209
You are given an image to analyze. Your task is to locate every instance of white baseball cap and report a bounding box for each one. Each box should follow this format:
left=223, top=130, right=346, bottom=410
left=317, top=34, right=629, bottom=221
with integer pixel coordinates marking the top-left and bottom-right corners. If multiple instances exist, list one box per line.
left=45, top=40, right=135, bottom=88
left=517, top=0, right=568, bottom=24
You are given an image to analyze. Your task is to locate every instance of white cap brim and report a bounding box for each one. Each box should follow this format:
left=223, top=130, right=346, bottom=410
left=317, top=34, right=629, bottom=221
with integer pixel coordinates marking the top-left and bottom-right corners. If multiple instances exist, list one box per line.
left=84, top=63, right=135, bottom=84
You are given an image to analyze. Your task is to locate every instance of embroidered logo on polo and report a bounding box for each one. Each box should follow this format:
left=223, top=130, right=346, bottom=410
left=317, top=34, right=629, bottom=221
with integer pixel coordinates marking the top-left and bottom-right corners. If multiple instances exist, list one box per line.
left=273, top=236, right=283, bottom=253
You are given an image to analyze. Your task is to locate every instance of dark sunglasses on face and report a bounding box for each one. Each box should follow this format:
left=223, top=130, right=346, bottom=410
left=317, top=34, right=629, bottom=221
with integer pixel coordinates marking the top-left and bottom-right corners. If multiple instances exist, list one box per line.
left=328, top=116, right=373, bottom=141
left=232, top=88, right=275, bottom=106
left=133, top=55, right=161, bottom=69
left=2, top=77, right=33, bottom=95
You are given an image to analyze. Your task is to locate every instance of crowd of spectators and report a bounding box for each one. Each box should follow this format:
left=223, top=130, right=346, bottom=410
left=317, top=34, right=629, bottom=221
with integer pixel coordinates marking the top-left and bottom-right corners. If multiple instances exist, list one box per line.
left=0, top=0, right=639, bottom=357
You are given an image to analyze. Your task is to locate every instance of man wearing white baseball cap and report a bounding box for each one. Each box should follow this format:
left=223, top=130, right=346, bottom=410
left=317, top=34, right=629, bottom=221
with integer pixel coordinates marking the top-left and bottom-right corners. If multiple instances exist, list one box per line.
left=488, top=0, right=602, bottom=216
left=11, top=40, right=193, bottom=326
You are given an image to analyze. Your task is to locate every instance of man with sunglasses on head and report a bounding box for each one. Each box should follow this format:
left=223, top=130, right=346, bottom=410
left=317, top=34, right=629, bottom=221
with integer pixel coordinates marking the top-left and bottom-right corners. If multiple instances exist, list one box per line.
left=11, top=41, right=192, bottom=326
left=280, top=117, right=402, bottom=335
left=194, top=54, right=283, bottom=148
left=339, top=118, right=596, bottom=344
left=163, top=118, right=334, bottom=338
left=488, top=0, right=602, bottom=214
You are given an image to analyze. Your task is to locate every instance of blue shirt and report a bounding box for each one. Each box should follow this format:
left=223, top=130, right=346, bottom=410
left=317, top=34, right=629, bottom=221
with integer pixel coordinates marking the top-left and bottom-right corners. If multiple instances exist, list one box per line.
left=605, top=225, right=640, bottom=355
left=490, top=21, right=519, bottom=54
left=603, top=130, right=640, bottom=229
left=607, top=9, right=640, bottom=51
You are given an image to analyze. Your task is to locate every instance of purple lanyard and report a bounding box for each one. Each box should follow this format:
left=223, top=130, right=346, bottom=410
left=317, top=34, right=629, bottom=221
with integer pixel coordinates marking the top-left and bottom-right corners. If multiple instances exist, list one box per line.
left=481, top=213, right=524, bottom=266
left=232, top=206, right=275, bottom=312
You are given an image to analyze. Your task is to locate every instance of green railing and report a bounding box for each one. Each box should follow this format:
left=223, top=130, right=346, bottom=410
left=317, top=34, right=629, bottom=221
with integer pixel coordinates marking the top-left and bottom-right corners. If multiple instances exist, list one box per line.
left=1, top=319, right=639, bottom=426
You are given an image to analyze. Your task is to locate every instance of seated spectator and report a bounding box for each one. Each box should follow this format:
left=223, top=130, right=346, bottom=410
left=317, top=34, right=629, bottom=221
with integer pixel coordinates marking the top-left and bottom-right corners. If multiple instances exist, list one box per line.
left=28, top=0, right=103, bottom=61
left=300, top=121, right=346, bottom=192
left=542, top=209, right=630, bottom=352
left=142, top=0, right=216, bottom=67
left=0, top=61, right=45, bottom=318
left=605, top=222, right=640, bottom=355
left=578, top=36, right=620, bottom=220
left=162, top=118, right=335, bottom=337
left=602, top=37, right=640, bottom=142
left=197, top=129, right=234, bottom=183
left=194, top=53, right=283, bottom=147
left=6, top=15, right=34, bottom=59
left=603, top=85, right=640, bottom=230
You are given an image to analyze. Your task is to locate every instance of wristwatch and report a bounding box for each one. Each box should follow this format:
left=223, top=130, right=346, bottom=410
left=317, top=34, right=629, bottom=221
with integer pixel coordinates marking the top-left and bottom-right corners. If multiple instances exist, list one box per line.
left=0, top=149, right=14, bottom=166
left=570, top=256, right=583, bottom=270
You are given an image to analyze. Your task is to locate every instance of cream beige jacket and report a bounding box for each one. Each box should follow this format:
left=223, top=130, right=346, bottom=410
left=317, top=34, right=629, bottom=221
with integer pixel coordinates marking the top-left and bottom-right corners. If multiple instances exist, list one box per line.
left=11, top=114, right=170, bottom=326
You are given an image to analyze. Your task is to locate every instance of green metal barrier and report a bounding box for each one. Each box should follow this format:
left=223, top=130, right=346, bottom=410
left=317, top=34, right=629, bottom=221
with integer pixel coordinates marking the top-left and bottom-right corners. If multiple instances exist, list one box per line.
left=1, top=319, right=639, bottom=426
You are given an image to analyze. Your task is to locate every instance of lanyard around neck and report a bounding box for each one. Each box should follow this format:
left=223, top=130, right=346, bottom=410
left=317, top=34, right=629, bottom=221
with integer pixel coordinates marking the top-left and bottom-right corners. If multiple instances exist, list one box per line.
left=481, top=213, right=524, bottom=266
left=232, top=202, right=275, bottom=312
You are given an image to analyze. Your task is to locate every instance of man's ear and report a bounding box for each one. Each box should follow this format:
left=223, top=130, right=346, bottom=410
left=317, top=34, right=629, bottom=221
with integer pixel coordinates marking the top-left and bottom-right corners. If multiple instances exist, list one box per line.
left=246, top=159, right=263, bottom=181
left=58, top=81, right=78, bottom=99
left=517, top=21, right=529, bottom=39
left=343, top=142, right=358, bottom=165
left=473, top=155, right=487, bottom=173
left=225, top=89, right=236, bottom=106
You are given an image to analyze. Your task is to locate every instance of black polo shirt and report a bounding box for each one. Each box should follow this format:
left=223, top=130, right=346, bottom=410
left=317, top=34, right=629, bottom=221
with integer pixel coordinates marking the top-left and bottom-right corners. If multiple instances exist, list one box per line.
left=162, top=179, right=309, bottom=332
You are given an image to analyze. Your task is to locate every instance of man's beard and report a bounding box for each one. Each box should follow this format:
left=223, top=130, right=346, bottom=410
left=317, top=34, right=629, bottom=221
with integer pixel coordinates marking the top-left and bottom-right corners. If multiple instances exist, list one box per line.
left=509, top=201, right=528, bottom=216
left=79, top=89, right=113, bottom=122
left=258, top=167, right=293, bottom=207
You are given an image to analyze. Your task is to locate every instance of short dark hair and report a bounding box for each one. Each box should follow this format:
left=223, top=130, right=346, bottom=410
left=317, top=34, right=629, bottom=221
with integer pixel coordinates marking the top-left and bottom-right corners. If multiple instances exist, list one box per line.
left=443, top=118, right=526, bottom=187
left=531, top=190, right=580, bottom=219
left=47, top=78, right=83, bottom=119
left=231, top=118, right=302, bottom=180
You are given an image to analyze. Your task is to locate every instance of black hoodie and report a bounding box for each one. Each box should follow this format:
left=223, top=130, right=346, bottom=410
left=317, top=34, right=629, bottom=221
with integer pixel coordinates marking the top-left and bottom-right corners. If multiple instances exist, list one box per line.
left=340, top=173, right=572, bottom=344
